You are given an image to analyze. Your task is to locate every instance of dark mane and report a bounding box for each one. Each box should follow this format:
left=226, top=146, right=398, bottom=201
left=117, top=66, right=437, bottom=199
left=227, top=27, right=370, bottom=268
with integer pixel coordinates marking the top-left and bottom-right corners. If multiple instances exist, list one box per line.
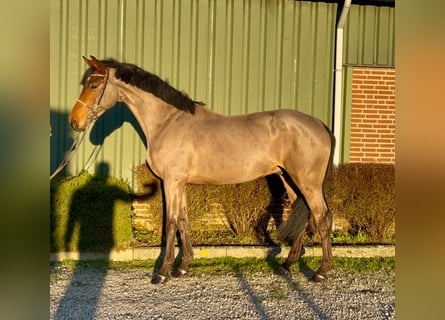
left=81, top=59, right=204, bottom=114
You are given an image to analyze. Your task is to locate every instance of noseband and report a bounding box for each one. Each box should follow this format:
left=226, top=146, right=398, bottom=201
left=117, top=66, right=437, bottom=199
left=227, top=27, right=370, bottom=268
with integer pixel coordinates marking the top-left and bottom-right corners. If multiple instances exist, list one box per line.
left=76, top=69, right=110, bottom=123
left=50, top=69, right=110, bottom=180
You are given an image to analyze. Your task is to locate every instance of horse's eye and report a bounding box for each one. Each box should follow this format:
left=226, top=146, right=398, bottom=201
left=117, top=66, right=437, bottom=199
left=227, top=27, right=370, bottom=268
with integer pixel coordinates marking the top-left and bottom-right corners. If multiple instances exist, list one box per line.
left=89, top=82, right=99, bottom=90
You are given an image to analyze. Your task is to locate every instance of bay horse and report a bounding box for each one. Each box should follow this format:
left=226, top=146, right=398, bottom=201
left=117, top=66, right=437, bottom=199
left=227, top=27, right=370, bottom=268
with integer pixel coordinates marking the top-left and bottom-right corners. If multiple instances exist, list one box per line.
left=69, top=56, right=335, bottom=284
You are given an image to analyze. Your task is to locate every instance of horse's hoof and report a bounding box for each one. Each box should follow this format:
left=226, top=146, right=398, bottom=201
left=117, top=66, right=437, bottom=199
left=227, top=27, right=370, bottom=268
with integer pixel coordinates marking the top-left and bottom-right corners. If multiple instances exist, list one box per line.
left=310, top=272, right=327, bottom=283
left=151, top=274, right=168, bottom=285
left=274, top=266, right=291, bottom=278
left=172, top=268, right=188, bottom=278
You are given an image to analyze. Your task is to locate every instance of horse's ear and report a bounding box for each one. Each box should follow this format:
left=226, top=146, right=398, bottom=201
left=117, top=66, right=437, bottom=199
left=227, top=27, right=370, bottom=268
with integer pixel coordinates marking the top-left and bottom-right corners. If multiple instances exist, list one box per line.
left=83, top=55, right=93, bottom=66
left=87, top=55, right=107, bottom=73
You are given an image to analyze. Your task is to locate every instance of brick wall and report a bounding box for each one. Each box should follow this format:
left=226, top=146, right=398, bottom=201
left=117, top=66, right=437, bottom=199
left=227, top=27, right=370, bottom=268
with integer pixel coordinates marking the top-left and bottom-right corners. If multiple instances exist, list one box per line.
left=349, top=67, right=395, bottom=163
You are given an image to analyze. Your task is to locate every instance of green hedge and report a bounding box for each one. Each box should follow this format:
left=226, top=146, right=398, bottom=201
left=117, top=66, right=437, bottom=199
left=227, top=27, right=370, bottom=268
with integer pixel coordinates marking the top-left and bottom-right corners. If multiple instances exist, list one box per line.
left=133, top=164, right=273, bottom=245
left=50, top=163, right=395, bottom=252
left=50, top=171, right=134, bottom=252
left=134, top=163, right=395, bottom=245
left=326, top=163, right=395, bottom=243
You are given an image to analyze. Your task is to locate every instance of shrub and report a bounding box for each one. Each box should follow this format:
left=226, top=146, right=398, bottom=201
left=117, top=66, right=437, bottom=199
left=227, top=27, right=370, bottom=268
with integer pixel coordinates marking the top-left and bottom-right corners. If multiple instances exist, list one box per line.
left=188, top=180, right=272, bottom=240
left=121, top=162, right=396, bottom=247
left=325, top=163, right=395, bottom=243
left=132, top=164, right=164, bottom=241
left=50, top=171, right=134, bottom=252
left=133, top=164, right=274, bottom=244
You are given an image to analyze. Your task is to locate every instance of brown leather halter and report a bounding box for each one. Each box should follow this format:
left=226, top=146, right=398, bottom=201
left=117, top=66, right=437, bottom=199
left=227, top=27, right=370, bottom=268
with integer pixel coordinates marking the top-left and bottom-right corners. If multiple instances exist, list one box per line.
left=50, top=70, right=109, bottom=180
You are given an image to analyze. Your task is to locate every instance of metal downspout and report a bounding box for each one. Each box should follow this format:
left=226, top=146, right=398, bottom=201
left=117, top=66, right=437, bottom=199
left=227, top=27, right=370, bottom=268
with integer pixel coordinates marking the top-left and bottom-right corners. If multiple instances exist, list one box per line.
left=333, top=0, right=352, bottom=166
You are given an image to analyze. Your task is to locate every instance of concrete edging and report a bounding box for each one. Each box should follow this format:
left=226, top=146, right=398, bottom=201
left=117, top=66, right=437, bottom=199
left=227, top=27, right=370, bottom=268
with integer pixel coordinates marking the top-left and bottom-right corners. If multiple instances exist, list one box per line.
left=50, top=245, right=395, bottom=262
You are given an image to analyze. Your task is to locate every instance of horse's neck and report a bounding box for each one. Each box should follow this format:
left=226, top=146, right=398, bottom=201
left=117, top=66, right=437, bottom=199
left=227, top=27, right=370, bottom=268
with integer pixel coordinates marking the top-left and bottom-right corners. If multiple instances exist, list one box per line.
left=114, top=80, right=183, bottom=139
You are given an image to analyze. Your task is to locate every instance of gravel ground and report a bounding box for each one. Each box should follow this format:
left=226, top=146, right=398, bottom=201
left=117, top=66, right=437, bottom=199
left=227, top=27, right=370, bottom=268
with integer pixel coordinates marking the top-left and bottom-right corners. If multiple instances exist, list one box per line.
left=50, top=262, right=394, bottom=320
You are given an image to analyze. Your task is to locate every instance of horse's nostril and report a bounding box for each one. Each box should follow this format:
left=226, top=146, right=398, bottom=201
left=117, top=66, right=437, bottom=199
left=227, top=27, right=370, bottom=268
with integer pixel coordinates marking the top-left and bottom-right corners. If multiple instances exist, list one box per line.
left=71, top=119, right=78, bottom=131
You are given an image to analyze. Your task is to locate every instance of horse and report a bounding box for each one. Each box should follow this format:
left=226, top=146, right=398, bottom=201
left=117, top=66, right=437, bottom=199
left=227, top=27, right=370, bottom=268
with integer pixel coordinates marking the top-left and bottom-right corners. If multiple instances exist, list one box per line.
left=69, top=56, right=335, bottom=285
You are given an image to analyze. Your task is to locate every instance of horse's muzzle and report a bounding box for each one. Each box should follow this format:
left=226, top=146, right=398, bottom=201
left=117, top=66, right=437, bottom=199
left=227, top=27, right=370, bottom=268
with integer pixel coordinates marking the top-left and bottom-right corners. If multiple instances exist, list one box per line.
left=70, top=119, right=81, bottom=132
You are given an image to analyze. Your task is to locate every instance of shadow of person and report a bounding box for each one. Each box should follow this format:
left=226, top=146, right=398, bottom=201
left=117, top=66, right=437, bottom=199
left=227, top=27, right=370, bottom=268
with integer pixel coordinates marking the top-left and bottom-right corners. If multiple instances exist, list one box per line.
left=53, top=162, right=130, bottom=320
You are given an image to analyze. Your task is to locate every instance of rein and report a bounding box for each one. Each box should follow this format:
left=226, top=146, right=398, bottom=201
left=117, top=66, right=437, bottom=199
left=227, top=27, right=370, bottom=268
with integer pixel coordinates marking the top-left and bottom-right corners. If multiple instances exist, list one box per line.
left=50, top=70, right=109, bottom=180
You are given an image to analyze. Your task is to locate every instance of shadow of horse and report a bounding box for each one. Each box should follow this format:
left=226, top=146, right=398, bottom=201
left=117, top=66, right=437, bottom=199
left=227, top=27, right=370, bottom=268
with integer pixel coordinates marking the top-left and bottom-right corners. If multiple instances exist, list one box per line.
left=265, top=249, right=329, bottom=319
left=229, top=257, right=329, bottom=320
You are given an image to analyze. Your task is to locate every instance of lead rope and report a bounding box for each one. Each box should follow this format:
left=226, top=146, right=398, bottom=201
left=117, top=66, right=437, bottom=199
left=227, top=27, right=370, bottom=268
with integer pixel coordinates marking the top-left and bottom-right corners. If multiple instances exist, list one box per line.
left=50, top=123, right=103, bottom=180
left=50, top=128, right=88, bottom=180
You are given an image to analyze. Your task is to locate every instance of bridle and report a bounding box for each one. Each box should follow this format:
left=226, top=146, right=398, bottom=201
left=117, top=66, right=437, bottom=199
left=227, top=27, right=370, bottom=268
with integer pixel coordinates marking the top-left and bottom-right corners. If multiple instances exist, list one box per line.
left=50, top=69, right=110, bottom=180
left=75, top=69, right=110, bottom=123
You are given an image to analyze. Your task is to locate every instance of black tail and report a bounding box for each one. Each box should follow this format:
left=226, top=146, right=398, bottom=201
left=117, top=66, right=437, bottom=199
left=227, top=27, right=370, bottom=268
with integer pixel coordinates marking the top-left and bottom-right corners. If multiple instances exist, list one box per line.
left=277, top=124, right=335, bottom=245
left=323, top=124, right=336, bottom=192
left=277, top=195, right=310, bottom=245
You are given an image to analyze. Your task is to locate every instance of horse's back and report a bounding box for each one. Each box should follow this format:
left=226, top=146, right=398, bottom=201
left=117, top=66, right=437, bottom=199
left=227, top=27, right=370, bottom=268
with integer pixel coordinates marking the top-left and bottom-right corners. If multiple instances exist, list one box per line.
left=271, top=109, right=329, bottom=132
left=193, top=106, right=332, bottom=155
left=255, top=109, right=332, bottom=148
left=267, top=109, right=333, bottom=173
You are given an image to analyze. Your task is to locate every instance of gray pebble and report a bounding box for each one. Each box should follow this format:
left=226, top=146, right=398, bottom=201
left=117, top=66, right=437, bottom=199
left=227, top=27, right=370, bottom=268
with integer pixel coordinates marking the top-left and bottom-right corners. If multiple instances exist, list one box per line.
left=50, top=266, right=394, bottom=319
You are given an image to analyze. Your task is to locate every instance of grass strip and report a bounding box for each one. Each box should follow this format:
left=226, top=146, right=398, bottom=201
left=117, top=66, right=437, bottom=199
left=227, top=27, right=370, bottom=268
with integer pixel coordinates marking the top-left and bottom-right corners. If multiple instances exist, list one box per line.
left=51, top=256, right=394, bottom=275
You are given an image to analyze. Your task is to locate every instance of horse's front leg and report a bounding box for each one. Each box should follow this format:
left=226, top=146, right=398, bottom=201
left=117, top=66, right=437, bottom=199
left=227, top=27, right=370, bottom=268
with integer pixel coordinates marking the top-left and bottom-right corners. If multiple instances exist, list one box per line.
left=151, top=179, right=185, bottom=285
left=172, top=191, right=193, bottom=278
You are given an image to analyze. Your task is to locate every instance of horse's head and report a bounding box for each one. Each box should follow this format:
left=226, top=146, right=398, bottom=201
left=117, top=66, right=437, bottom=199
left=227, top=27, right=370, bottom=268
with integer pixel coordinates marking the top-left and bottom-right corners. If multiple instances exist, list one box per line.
left=69, top=56, right=118, bottom=131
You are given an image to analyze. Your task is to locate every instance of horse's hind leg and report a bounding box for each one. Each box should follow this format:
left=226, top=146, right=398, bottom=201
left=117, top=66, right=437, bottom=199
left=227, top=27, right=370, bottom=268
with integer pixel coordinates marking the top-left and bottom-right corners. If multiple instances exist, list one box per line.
left=275, top=167, right=332, bottom=281
left=277, top=221, right=307, bottom=277
left=172, top=192, right=193, bottom=278
left=275, top=175, right=308, bottom=276
left=302, top=188, right=333, bottom=282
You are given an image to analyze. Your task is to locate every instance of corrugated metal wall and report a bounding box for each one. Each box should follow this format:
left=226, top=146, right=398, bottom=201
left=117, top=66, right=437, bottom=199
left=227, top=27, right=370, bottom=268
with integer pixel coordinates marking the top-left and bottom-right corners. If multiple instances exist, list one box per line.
left=344, top=4, right=395, bottom=66
left=50, top=0, right=394, bottom=188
